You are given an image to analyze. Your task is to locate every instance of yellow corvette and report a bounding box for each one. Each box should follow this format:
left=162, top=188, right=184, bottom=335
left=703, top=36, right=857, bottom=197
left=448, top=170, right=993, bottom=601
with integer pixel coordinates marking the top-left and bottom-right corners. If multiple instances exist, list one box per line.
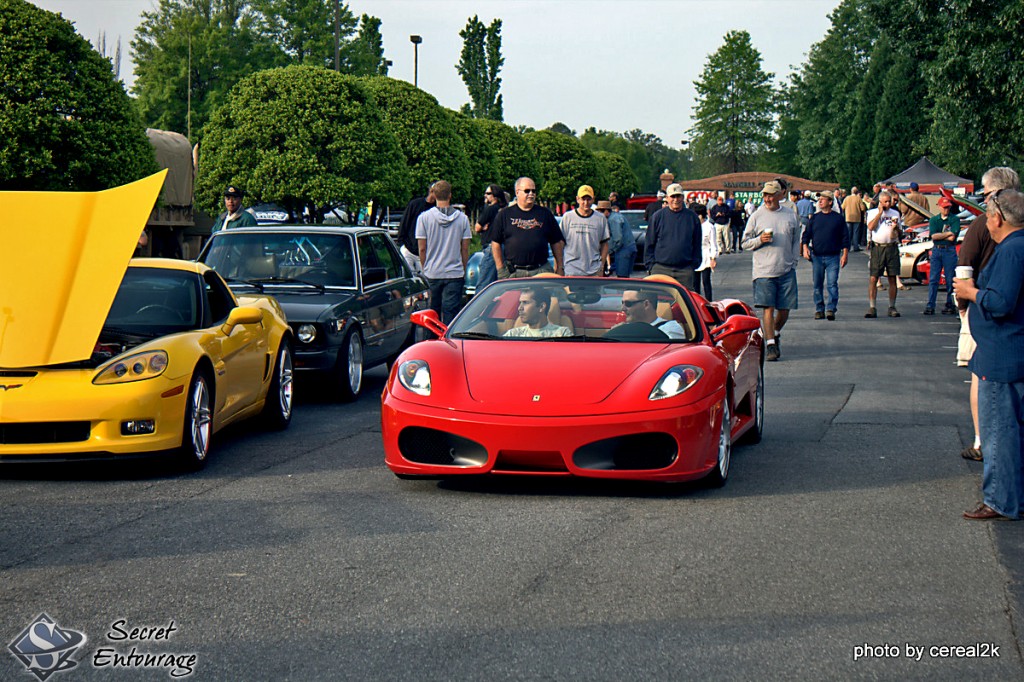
left=0, top=174, right=294, bottom=467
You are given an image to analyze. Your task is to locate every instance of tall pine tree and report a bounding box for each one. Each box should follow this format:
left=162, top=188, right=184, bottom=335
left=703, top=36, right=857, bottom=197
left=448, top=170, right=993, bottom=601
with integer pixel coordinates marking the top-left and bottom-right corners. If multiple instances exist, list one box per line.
left=456, top=15, right=503, bottom=121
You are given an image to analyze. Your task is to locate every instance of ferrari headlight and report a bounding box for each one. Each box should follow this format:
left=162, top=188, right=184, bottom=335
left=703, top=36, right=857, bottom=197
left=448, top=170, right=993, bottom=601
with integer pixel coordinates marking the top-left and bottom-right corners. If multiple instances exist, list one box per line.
left=649, top=365, right=704, bottom=401
left=397, top=359, right=431, bottom=396
left=297, top=324, right=317, bottom=343
left=94, top=351, right=169, bottom=385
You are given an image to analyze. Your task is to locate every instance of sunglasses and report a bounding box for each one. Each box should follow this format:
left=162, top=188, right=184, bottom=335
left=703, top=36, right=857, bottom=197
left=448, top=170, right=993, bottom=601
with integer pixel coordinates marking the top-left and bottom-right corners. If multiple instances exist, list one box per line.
left=484, top=191, right=493, bottom=196
left=621, top=299, right=644, bottom=308
left=990, top=189, right=1006, bottom=221
left=519, top=188, right=538, bottom=194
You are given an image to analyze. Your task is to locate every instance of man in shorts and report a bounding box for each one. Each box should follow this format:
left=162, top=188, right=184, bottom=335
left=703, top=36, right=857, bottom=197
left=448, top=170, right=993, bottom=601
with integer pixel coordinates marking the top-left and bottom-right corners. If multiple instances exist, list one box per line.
left=741, top=181, right=801, bottom=361
left=864, top=190, right=903, bottom=318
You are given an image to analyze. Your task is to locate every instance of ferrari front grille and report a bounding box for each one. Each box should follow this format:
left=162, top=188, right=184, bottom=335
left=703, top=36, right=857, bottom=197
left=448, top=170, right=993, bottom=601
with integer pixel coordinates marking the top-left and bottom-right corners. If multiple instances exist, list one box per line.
left=398, top=427, right=487, bottom=466
left=0, top=422, right=91, bottom=444
left=573, top=433, right=678, bottom=471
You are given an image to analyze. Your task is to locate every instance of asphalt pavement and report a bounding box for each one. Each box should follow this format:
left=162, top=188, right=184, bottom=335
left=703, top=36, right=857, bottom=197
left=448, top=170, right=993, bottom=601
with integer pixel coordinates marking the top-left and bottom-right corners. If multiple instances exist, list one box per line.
left=2, top=245, right=1023, bottom=680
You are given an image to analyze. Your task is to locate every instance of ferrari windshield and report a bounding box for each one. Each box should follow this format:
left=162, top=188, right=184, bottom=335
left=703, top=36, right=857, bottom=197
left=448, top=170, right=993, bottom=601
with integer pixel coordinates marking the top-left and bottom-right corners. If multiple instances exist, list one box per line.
left=450, top=278, right=700, bottom=343
left=105, top=267, right=202, bottom=334
left=201, top=232, right=356, bottom=288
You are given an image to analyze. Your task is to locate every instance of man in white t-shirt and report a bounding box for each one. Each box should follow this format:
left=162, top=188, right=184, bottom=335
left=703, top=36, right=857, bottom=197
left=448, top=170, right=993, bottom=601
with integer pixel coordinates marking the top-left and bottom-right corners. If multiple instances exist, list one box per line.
left=560, top=184, right=610, bottom=276
left=864, top=190, right=904, bottom=318
left=503, top=286, right=572, bottom=338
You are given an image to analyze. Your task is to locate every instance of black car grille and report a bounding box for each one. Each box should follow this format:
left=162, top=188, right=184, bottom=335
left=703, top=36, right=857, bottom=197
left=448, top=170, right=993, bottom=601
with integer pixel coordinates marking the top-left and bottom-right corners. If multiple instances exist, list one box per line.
left=0, top=422, right=91, bottom=444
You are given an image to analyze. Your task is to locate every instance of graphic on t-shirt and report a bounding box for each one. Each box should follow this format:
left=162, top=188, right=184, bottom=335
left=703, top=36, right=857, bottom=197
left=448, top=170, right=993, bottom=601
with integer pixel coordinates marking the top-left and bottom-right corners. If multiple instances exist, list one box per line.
left=510, top=217, right=543, bottom=230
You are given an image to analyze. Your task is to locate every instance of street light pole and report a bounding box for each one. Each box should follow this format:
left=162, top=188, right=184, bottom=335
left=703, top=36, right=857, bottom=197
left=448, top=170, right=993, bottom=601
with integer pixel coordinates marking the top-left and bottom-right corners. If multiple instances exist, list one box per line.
left=409, top=35, right=422, bottom=88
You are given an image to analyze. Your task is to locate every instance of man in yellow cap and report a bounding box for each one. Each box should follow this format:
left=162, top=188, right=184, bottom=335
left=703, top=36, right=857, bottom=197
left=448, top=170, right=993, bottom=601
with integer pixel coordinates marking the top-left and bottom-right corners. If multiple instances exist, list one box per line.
left=560, top=184, right=610, bottom=276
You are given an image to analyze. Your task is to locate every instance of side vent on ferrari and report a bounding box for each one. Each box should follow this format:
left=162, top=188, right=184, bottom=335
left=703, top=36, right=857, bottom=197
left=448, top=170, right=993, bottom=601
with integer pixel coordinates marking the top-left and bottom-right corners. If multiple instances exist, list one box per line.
left=573, top=433, right=678, bottom=471
left=398, top=427, right=487, bottom=467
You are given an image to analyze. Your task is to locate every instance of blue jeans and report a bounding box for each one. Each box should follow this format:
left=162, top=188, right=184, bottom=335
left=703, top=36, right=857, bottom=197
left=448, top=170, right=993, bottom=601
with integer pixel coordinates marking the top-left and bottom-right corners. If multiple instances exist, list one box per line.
left=979, top=378, right=1024, bottom=519
left=427, top=277, right=465, bottom=326
left=811, top=254, right=840, bottom=313
left=613, top=246, right=636, bottom=277
left=846, top=222, right=860, bottom=251
left=927, top=246, right=957, bottom=310
left=476, top=246, right=497, bottom=291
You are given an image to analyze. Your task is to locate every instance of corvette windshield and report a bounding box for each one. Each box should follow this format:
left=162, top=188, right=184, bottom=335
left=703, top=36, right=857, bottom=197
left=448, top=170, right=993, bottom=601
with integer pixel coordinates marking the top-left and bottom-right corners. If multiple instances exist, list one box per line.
left=104, top=268, right=202, bottom=335
left=202, top=232, right=356, bottom=288
left=449, top=279, right=699, bottom=343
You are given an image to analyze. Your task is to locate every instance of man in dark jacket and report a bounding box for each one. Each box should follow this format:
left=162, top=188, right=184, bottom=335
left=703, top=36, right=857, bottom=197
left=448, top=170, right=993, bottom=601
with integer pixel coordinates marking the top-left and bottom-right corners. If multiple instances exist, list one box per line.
left=644, top=183, right=702, bottom=288
left=801, top=191, right=850, bottom=320
left=397, top=184, right=436, bottom=273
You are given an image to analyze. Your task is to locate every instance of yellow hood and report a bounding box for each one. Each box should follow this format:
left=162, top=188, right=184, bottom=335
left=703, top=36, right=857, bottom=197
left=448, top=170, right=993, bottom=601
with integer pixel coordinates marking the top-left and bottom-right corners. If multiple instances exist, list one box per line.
left=0, top=171, right=167, bottom=368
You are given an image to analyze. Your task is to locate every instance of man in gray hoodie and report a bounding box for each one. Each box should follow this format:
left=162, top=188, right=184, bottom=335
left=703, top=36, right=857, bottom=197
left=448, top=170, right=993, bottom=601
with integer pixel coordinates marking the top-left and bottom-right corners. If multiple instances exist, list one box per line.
left=416, top=180, right=472, bottom=325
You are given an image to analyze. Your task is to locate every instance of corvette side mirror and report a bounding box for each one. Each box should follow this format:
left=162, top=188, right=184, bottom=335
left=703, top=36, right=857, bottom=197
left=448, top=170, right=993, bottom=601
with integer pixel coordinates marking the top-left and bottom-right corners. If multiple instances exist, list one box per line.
left=710, top=314, right=761, bottom=340
left=411, top=309, right=447, bottom=338
left=223, top=306, right=263, bottom=333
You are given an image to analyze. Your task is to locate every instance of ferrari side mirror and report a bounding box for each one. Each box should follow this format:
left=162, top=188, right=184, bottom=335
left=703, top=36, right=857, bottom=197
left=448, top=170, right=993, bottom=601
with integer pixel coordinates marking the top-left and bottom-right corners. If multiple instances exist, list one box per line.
left=710, top=314, right=761, bottom=340
left=411, top=309, right=447, bottom=338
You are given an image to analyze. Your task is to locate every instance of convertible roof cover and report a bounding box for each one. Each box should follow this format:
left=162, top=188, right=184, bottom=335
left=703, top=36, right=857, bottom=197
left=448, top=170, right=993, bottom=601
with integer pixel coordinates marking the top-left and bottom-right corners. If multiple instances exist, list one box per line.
left=0, top=171, right=167, bottom=368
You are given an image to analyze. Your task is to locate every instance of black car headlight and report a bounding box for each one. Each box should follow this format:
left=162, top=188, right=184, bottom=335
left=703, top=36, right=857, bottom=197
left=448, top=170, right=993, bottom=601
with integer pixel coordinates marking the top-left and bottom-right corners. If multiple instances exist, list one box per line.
left=297, top=324, right=317, bottom=343
left=649, top=365, right=703, bottom=401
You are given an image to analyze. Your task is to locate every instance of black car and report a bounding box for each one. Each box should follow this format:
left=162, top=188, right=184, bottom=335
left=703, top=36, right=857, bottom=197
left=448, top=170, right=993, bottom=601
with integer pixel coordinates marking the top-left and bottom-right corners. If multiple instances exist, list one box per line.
left=619, top=209, right=648, bottom=268
left=198, top=227, right=429, bottom=400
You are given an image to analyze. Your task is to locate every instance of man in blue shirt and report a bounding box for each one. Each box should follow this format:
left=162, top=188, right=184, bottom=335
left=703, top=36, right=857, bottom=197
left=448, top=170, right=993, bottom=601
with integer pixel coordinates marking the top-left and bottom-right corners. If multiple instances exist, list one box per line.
left=644, top=183, right=702, bottom=288
left=796, top=191, right=815, bottom=230
left=954, top=189, right=1024, bottom=520
left=801, top=191, right=850, bottom=320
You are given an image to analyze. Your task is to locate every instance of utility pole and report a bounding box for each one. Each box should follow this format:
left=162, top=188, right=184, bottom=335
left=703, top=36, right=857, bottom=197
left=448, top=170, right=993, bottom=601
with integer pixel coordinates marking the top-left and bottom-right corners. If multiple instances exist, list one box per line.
left=410, top=35, right=422, bottom=88
left=334, top=0, right=340, bottom=71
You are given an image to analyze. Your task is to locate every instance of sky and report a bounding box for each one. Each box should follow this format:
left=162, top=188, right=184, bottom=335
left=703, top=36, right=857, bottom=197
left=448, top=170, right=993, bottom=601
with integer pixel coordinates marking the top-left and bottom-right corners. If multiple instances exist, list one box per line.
left=31, top=0, right=842, bottom=147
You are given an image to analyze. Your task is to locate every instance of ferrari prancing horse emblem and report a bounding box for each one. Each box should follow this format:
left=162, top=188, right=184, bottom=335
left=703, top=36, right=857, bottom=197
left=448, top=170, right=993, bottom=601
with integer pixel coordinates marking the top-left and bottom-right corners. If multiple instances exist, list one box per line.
left=532, top=395, right=540, bottom=401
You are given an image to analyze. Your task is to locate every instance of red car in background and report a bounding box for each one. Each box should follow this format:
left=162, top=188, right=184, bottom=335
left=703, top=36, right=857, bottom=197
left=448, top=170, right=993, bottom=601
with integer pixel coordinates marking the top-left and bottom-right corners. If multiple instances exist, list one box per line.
left=382, top=276, right=765, bottom=487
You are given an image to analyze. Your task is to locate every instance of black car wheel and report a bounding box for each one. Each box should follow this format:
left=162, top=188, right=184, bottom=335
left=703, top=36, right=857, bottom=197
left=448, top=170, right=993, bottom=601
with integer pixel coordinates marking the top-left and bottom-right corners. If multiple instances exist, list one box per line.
left=261, top=339, right=293, bottom=429
left=335, top=326, right=364, bottom=401
left=178, top=369, right=213, bottom=470
left=739, top=362, right=764, bottom=444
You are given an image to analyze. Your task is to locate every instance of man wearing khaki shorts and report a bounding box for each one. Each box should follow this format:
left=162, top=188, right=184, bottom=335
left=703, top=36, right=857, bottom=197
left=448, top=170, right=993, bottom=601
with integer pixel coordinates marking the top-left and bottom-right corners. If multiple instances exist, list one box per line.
left=864, top=191, right=903, bottom=318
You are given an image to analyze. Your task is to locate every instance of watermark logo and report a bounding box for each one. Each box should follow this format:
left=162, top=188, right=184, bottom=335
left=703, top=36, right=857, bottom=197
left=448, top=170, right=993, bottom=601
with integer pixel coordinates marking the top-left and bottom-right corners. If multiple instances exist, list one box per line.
left=8, top=614, right=87, bottom=681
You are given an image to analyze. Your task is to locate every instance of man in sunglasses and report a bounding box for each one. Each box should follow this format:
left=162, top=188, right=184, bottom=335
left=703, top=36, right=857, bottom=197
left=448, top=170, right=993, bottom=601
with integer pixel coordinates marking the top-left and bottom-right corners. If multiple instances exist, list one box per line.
left=491, top=177, right=565, bottom=279
left=954, top=167, right=1020, bottom=463
left=954, top=188, right=1024, bottom=521
left=620, top=289, right=686, bottom=339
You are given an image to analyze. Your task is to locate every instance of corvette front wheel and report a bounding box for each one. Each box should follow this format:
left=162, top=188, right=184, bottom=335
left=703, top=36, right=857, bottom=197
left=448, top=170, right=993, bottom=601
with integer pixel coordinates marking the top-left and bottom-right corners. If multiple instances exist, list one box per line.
left=178, top=370, right=213, bottom=470
left=704, top=399, right=731, bottom=488
left=261, top=340, right=293, bottom=430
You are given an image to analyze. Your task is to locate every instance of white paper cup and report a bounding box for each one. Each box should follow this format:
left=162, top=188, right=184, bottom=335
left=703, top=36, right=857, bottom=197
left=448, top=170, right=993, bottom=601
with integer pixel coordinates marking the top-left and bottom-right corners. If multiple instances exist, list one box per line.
left=955, top=265, right=973, bottom=280
left=764, top=229, right=774, bottom=239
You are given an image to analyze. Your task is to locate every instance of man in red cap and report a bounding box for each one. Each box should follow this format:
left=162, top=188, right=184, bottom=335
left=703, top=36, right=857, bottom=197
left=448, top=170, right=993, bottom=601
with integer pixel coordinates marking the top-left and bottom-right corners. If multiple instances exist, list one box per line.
left=923, top=196, right=961, bottom=315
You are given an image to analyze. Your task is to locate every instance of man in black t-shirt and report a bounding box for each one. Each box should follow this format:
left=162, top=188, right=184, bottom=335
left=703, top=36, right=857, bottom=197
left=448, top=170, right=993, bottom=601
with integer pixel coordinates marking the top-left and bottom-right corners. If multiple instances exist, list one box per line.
left=397, top=184, right=436, bottom=273
left=491, top=177, right=565, bottom=278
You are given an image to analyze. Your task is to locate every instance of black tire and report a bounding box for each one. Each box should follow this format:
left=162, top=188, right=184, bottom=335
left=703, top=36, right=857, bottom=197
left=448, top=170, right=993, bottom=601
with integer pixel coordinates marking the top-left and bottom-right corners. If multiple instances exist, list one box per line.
left=738, top=362, right=764, bottom=445
left=334, top=326, right=364, bottom=402
left=261, top=339, right=293, bottom=430
left=704, top=399, right=732, bottom=488
left=178, top=369, right=213, bottom=470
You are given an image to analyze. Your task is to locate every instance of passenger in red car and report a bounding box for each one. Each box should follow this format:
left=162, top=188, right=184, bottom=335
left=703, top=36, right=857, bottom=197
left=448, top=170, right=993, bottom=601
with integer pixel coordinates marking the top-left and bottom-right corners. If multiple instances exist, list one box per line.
left=502, top=287, right=571, bottom=338
left=621, top=289, right=686, bottom=339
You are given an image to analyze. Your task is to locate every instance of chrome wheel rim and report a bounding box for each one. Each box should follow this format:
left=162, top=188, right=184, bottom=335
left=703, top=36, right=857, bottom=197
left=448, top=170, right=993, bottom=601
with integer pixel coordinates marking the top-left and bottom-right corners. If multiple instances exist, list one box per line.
left=755, top=365, right=764, bottom=433
left=348, top=333, right=363, bottom=395
left=718, top=400, right=731, bottom=478
left=278, top=348, right=293, bottom=419
left=190, top=377, right=212, bottom=461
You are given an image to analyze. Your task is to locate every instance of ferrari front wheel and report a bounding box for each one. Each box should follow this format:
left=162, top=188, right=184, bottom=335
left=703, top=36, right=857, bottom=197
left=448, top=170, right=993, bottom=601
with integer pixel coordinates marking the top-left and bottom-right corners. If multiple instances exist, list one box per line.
left=334, top=327, right=364, bottom=402
left=178, top=369, right=213, bottom=470
left=704, top=399, right=732, bottom=488
left=261, top=339, right=293, bottom=430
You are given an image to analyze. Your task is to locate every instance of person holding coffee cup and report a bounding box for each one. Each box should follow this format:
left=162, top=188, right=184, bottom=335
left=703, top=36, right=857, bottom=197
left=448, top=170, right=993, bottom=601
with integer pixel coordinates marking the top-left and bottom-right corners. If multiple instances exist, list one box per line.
left=924, top=197, right=962, bottom=315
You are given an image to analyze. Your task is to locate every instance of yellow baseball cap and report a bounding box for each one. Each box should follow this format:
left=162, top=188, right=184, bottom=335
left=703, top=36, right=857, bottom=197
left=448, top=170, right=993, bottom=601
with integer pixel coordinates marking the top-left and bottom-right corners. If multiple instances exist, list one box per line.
left=576, top=184, right=595, bottom=199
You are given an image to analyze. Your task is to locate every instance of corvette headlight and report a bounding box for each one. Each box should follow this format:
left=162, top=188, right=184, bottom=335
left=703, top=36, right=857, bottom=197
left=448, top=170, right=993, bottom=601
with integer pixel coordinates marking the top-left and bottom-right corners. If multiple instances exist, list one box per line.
left=649, top=365, right=704, bottom=401
left=397, top=360, right=431, bottom=396
left=94, top=351, right=169, bottom=385
left=297, top=324, right=317, bottom=343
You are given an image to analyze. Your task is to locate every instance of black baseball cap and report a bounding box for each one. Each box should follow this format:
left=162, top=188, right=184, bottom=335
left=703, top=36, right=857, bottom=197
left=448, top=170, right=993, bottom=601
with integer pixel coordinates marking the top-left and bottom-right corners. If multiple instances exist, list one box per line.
left=224, top=186, right=244, bottom=198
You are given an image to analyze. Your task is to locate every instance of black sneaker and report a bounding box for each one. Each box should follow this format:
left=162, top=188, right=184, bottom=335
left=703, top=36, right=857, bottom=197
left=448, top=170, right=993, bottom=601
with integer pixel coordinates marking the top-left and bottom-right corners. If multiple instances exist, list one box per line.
left=865, top=307, right=877, bottom=318
left=766, top=344, right=780, bottom=362
left=826, top=311, right=835, bottom=321
left=923, top=308, right=935, bottom=315
left=942, top=306, right=956, bottom=315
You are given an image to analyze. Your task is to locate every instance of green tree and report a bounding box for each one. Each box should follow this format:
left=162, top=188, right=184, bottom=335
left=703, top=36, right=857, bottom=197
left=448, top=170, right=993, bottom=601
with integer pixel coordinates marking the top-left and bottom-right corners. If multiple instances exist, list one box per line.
left=196, top=65, right=406, bottom=218
left=546, top=122, right=575, bottom=136
left=456, top=15, right=503, bottom=120
left=870, top=50, right=930, bottom=181
left=253, top=0, right=345, bottom=67
left=522, top=129, right=601, bottom=204
left=132, top=0, right=280, bottom=141
left=0, top=0, right=156, bottom=190
left=360, top=76, right=470, bottom=200
left=689, top=30, right=777, bottom=176
left=838, top=36, right=892, bottom=188
left=449, top=112, right=498, bottom=208
left=473, top=118, right=541, bottom=191
left=623, top=129, right=688, bottom=189
left=593, top=151, right=640, bottom=198
left=771, top=80, right=803, bottom=176
left=345, top=14, right=387, bottom=75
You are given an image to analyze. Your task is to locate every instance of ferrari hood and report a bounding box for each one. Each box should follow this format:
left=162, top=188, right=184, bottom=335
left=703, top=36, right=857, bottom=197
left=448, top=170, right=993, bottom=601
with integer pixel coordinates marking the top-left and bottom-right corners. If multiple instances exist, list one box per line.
left=0, top=172, right=167, bottom=368
left=462, top=341, right=667, bottom=412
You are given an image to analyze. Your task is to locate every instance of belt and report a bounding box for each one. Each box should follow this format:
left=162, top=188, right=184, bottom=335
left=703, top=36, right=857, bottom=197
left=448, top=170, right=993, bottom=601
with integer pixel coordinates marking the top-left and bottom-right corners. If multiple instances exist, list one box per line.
left=932, top=244, right=955, bottom=249
left=512, top=263, right=545, bottom=270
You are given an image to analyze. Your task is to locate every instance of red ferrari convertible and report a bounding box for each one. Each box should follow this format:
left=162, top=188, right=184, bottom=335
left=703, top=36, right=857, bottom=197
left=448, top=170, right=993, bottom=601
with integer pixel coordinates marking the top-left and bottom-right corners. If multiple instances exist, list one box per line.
left=382, top=276, right=765, bottom=486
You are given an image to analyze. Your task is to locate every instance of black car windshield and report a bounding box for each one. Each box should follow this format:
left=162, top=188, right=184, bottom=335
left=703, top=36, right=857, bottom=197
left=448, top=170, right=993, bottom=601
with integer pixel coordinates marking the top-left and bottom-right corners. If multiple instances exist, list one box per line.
left=450, top=278, right=700, bottom=343
left=619, top=211, right=647, bottom=231
left=202, top=232, right=356, bottom=288
left=104, top=267, right=202, bottom=335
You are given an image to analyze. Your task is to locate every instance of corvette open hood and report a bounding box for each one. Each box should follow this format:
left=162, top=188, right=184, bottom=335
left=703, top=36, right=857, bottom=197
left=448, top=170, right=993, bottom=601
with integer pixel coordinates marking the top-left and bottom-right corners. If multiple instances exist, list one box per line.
left=0, top=172, right=167, bottom=368
left=462, top=341, right=667, bottom=413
